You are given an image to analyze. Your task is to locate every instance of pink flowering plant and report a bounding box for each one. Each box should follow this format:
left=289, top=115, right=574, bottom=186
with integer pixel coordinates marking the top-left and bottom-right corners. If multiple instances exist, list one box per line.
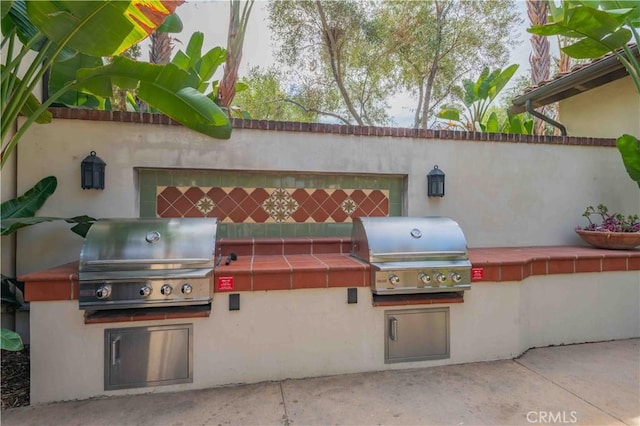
left=577, top=204, right=640, bottom=233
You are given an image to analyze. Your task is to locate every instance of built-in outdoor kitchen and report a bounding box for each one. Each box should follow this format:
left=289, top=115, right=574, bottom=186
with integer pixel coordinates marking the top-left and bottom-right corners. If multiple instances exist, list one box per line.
left=14, top=111, right=640, bottom=404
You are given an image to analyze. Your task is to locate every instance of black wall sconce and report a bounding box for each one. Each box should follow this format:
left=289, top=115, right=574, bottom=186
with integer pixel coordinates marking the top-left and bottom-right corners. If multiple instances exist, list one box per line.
left=81, top=151, right=106, bottom=190
left=427, top=165, right=445, bottom=197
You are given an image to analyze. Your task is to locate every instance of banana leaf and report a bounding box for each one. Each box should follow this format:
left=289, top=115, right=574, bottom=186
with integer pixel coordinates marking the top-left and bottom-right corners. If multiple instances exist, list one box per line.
left=171, top=33, right=226, bottom=93
left=1, top=1, right=13, bottom=20
left=616, top=134, right=640, bottom=188
left=4, top=0, right=76, bottom=61
left=0, top=175, right=96, bottom=236
left=1, top=274, right=22, bottom=306
left=75, top=57, right=231, bottom=138
left=157, top=12, right=182, bottom=33
left=48, top=53, right=105, bottom=108
left=1, top=215, right=96, bottom=237
left=0, top=176, right=56, bottom=219
left=528, top=5, right=635, bottom=58
left=26, top=1, right=183, bottom=57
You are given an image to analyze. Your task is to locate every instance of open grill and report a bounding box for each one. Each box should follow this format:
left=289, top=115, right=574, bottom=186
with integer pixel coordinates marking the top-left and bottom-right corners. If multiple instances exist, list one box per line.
left=78, top=218, right=218, bottom=310
left=351, top=216, right=471, bottom=295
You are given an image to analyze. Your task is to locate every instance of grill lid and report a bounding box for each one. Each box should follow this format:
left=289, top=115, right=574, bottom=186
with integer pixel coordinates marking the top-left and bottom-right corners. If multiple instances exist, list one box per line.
left=351, top=216, right=468, bottom=263
left=79, top=218, right=218, bottom=275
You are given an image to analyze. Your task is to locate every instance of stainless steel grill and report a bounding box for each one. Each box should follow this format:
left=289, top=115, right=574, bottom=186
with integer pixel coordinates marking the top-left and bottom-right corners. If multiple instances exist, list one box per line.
left=351, top=216, right=471, bottom=295
left=78, top=218, right=218, bottom=310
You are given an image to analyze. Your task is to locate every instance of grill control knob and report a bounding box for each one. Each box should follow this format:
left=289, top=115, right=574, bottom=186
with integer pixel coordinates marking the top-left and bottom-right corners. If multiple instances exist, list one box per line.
left=139, top=286, right=152, bottom=297
left=181, top=283, right=193, bottom=295
left=450, top=272, right=462, bottom=283
left=418, top=273, right=431, bottom=285
left=388, top=274, right=400, bottom=286
left=160, top=284, right=172, bottom=296
left=95, top=285, right=111, bottom=300
left=435, top=273, right=447, bottom=284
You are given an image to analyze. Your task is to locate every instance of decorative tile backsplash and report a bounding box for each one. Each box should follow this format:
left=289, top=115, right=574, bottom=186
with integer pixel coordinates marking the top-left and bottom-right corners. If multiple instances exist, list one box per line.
left=139, top=169, right=404, bottom=237
left=156, top=186, right=389, bottom=223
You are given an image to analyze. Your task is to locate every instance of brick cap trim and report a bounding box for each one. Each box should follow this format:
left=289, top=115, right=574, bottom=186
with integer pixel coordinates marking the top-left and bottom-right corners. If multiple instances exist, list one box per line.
left=48, top=107, right=617, bottom=147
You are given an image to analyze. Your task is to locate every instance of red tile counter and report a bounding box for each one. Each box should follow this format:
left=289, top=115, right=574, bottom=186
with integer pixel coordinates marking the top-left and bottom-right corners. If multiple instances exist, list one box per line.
left=20, top=241, right=640, bottom=307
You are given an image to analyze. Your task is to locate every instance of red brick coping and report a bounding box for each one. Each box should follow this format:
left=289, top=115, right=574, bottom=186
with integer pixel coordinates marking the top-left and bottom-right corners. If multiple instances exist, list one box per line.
left=49, top=107, right=617, bottom=147
left=21, top=239, right=638, bottom=306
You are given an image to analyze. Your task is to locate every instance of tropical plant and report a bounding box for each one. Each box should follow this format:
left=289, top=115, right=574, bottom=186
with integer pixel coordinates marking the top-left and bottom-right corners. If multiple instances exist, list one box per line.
left=1, top=0, right=232, bottom=169
left=0, top=175, right=94, bottom=351
left=170, top=32, right=250, bottom=119
left=0, top=176, right=94, bottom=237
left=1, top=274, right=24, bottom=351
left=437, top=65, right=523, bottom=132
left=528, top=0, right=640, bottom=188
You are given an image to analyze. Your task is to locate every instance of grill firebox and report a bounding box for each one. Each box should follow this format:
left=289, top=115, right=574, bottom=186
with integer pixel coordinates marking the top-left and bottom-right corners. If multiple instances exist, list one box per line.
left=351, top=216, right=471, bottom=295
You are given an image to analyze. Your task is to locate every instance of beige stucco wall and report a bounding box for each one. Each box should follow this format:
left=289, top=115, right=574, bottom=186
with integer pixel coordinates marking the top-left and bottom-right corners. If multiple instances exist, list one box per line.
left=29, top=272, right=640, bottom=404
left=11, top=118, right=639, bottom=276
left=559, top=76, right=640, bottom=138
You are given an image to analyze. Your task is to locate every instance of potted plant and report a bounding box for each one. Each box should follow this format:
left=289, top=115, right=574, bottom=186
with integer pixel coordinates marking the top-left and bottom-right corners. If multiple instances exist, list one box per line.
left=575, top=204, right=640, bottom=250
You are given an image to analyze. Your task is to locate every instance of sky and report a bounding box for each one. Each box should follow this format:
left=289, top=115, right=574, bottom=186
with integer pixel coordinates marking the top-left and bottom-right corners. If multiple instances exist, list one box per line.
left=162, top=0, right=556, bottom=127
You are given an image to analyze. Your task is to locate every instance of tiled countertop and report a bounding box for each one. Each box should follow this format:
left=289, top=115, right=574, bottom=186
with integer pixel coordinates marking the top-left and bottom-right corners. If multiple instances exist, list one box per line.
left=20, top=240, right=640, bottom=305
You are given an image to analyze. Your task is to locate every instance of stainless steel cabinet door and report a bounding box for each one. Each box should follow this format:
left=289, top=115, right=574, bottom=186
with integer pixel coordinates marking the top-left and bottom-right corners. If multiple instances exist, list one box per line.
left=105, top=324, right=193, bottom=390
left=385, top=308, right=449, bottom=363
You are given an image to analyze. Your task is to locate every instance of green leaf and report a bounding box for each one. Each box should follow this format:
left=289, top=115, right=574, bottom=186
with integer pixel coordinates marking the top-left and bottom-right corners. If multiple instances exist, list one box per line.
left=157, top=13, right=183, bottom=33
left=195, top=46, right=226, bottom=86
left=139, top=85, right=232, bottom=139
left=73, top=57, right=231, bottom=138
left=6, top=0, right=75, bottom=61
left=26, top=1, right=182, bottom=57
left=0, top=215, right=96, bottom=236
left=1, top=275, right=22, bottom=306
left=485, top=112, right=499, bottom=133
left=562, top=28, right=632, bottom=58
left=68, top=215, right=96, bottom=238
left=491, top=64, right=519, bottom=100
left=616, top=134, right=640, bottom=188
left=437, top=108, right=461, bottom=121
left=1, top=1, right=13, bottom=20
left=0, top=328, right=23, bottom=351
left=48, top=53, right=105, bottom=107
left=184, top=31, right=205, bottom=69
left=0, top=176, right=56, bottom=220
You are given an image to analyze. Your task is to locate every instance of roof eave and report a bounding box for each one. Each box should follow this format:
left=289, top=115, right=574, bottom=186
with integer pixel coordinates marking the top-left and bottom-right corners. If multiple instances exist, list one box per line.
left=510, top=45, right=639, bottom=114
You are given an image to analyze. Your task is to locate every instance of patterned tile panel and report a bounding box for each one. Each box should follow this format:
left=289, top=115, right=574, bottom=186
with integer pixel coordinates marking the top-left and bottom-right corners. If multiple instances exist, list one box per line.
left=157, top=186, right=389, bottom=223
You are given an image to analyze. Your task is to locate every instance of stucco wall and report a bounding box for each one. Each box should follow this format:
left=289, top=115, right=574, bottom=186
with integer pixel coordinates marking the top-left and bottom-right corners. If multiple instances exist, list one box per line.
left=29, top=272, right=640, bottom=404
left=12, top=118, right=639, bottom=275
left=559, top=76, right=640, bottom=138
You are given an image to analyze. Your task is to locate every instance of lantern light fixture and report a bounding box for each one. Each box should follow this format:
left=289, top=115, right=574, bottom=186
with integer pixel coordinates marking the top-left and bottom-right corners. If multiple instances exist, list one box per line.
left=81, top=151, right=106, bottom=190
left=427, top=165, right=445, bottom=197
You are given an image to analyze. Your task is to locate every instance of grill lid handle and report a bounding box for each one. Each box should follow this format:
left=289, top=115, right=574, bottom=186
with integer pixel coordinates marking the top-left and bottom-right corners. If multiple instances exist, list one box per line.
left=84, top=258, right=211, bottom=266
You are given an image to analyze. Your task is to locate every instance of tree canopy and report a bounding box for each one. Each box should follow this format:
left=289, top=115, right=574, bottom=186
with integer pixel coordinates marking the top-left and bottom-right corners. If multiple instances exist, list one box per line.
left=245, top=0, right=521, bottom=128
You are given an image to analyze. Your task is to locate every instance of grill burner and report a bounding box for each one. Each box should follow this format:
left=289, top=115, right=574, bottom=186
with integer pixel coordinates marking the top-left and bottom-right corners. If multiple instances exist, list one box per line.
left=351, top=216, right=471, bottom=295
left=78, top=218, right=217, bottom=310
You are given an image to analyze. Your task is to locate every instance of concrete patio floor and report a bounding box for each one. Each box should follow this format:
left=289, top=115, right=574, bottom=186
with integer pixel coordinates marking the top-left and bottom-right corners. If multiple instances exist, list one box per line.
left=2, top=338, right=638, bottom=426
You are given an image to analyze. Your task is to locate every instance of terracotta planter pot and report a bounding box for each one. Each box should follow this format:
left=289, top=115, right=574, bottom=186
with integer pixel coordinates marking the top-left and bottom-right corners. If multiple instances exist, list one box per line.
left=575, top=229, right=640, bottom=250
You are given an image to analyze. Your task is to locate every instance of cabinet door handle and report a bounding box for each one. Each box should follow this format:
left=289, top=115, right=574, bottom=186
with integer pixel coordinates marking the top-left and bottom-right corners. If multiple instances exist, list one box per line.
left=389, top=317, right=398, bottom=341
left=111, top=336, right=121, bottom=366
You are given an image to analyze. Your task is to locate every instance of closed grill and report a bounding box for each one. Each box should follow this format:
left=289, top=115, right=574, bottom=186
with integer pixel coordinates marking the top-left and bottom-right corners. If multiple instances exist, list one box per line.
left=78, top=218, right=217, bottom=310
left=351, top=216, right=471, bottom=295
